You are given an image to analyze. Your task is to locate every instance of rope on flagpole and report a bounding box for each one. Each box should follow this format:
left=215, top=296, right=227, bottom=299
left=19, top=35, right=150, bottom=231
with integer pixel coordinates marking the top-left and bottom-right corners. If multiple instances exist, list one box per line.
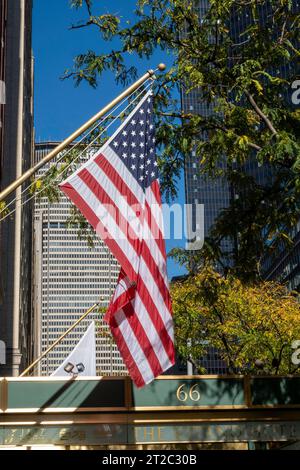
left=0, top=118, right=103, bottom=214
left=0, top=79, right=153, bottom=219
left=0, top=80, right=153, bottom=223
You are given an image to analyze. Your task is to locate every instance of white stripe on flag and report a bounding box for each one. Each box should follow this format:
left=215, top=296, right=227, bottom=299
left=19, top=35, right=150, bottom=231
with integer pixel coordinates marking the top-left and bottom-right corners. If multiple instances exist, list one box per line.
left=133, top=294, right=173, bottom=370
left=115, top=309, right=155, bottom=384
left=69, top=175, right=140, bottom=272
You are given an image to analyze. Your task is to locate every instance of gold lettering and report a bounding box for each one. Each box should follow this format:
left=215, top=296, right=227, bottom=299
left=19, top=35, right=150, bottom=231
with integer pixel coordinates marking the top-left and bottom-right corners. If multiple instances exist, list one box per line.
left=143, top=427, right=155, bottom=440
left=176, top=384, right=188, bottom=402
left=176, top=383, right=201, bottom=403
left=157, top=427, right=164, bottom=440
left=59, top=428, right=71, bottom=441
left=134, top=427, right=141, bottom=441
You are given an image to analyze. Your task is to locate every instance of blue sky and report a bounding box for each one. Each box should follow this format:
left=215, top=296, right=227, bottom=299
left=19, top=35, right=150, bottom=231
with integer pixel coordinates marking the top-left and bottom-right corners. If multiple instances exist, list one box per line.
left=33, top=0, right=186, bottom=278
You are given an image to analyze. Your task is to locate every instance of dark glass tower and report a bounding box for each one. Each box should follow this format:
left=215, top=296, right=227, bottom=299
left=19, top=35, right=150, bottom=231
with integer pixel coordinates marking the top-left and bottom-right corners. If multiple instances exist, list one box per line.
left=262, top=224, right=300, bottom=291
left=182, top=2, right=231, bottom=255
left=183, top=0, right=299, bottom=274
left=181, top=1, right=299, bottom=372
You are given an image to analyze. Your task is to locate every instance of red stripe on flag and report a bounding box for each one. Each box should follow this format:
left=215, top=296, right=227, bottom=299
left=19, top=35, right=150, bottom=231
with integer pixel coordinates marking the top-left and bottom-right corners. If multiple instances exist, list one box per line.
left=60, top=182, right=136, bottom=282
left=66, top=172, right=174, bottom=362
left=108, top=313, right=146, bottom=388
left=150, top=180, right=163, bottom=206
left=95, top=154, right=167, bottom=264
left=95, top=153, right=141, bottom=208
left=60, top=91, right=175, bottom=387
left=78, top=168, right=172, bottom=310
left=136, top=281, right=175, bottom=362
left=144, top=199, right=166, bottom=258
left=122, top=302, right=164, bottom=377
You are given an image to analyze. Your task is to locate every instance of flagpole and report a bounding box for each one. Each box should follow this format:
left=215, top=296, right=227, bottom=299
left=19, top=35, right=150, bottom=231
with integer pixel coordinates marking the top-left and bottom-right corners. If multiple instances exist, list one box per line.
left=19, top=302, right=99, bottom=377
left=0, top=63, right=166, bottom=202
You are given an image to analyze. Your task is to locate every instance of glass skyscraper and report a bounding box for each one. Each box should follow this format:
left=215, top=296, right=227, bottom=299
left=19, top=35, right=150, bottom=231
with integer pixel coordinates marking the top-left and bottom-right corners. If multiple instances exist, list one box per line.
left=262, top=222, right=300, bottom=291
left=181, top=2, right=232, bottom=251
left=183, top=1, right=299, bottom=273
left=181, top=1, right=299, bottom=372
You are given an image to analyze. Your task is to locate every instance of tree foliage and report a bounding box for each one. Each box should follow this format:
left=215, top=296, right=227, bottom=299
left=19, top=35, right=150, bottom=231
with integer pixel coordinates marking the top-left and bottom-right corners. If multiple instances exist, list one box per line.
left=171, top=267, right=300, bottom=374
left=65, top=0, right=300, bottom=279
left=26, top=0, right=299, bottom=376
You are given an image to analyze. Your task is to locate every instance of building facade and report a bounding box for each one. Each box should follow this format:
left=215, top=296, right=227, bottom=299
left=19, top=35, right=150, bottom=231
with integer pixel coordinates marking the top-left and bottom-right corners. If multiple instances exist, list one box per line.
left=33, top=142, right=126, bottom=376
left=262, top=221, right=300, bottom=291
left=182, top=1, right=277, bottom=259
left=0, top=0, right=34, bottom=376
left=258, top=0, right=300, bottom=289
left=184, top=0, right=299, bottom=255
left=181, top=1, right=230, bottom=374
left=0, top=0, right=7, bottom=167
left=181, top=1, right=299, bottom=372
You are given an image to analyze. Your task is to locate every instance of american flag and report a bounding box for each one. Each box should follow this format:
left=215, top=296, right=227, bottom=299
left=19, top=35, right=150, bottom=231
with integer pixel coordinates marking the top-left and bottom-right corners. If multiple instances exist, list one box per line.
left=60, top=90, right=175, bottom=387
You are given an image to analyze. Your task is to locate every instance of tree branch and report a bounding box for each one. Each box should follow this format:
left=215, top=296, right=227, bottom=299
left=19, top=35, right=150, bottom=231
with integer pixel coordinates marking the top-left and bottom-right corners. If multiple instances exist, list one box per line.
left=85, top=0, right=92, bottom=16
left=244, top=90, right=278, bottom=136
left=248, top=142, right=262, bottom=151
left=158, top=112, right=263, bottom=151
left=274, top=343, right=286, bottom=374
left=69, top=20, right=94, bottom=30
left=279, top=19, right=287, bottom=44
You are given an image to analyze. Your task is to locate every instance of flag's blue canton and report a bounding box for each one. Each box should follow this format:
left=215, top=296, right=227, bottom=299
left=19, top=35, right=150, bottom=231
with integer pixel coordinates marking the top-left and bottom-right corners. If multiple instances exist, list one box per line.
left=110, top=94, right=158, bottom=189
